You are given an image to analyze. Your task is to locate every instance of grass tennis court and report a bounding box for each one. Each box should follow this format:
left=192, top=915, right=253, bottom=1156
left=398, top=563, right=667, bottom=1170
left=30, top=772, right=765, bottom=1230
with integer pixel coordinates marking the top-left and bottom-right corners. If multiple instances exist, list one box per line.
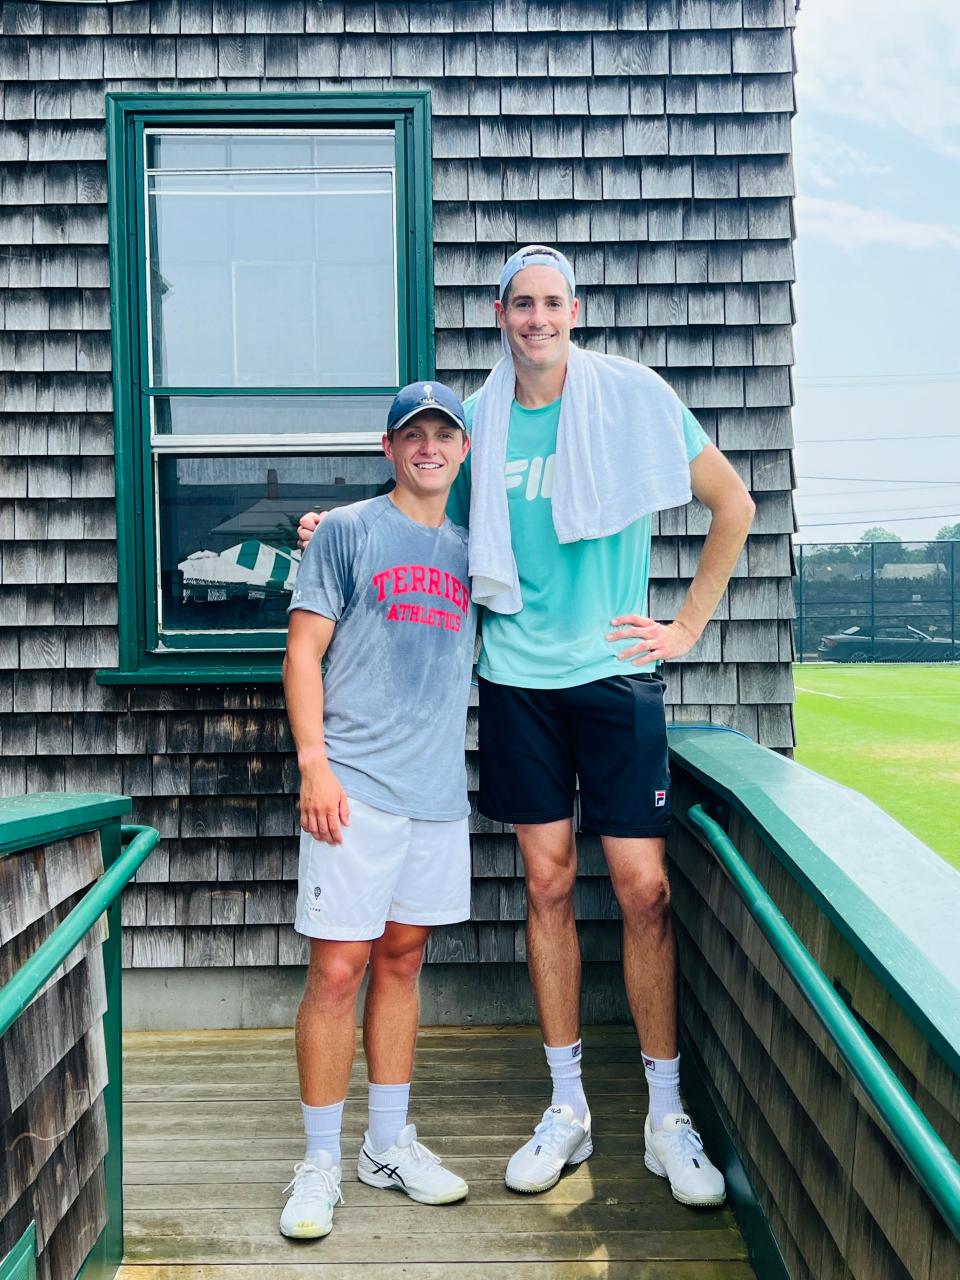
left=793, top=664, right=960, bottom=870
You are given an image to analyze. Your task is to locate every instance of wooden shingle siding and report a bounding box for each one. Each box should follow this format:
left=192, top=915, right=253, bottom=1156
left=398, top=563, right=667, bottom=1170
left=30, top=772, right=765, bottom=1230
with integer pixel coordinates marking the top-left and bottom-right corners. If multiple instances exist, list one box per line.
left=0, top=0, right=797, bottom=980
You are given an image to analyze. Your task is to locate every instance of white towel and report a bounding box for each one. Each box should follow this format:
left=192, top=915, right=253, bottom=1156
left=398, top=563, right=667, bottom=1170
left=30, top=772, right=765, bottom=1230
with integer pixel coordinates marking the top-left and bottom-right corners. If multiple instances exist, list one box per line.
left=468, top=344, right=693, bottom=614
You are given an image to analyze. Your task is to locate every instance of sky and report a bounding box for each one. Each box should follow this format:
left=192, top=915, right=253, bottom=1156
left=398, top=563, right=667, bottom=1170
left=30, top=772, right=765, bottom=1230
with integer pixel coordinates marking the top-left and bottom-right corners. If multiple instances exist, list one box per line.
left=791, top=0, right=960, bottom=544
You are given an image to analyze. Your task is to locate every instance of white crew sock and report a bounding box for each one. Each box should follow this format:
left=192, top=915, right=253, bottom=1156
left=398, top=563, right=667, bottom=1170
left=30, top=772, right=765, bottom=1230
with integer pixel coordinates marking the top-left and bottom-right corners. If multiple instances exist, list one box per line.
left=367, top=1082, right=411, bottom=1152
left=302, top=1098, right=345, bottom=1166
left=544, top=1040, right=588, bottom=1122
left=642, top=1051, right=683, bottom=1129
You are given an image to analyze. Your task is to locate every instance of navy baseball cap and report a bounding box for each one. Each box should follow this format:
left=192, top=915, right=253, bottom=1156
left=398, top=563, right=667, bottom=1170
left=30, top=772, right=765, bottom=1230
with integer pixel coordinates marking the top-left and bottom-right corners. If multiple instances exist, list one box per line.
left=386, top=381, right=467, bottom=434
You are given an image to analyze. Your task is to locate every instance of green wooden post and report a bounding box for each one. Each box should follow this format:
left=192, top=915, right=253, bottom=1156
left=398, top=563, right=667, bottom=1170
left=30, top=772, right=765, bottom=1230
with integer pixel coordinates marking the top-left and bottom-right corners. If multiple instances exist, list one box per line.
left=76, top=818, right=125, bottom=1280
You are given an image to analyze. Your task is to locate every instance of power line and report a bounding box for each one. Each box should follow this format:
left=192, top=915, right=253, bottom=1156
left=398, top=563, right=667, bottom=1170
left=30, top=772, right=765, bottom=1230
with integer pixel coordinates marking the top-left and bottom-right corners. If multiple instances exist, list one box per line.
left=800, top=512, right=960, bottom=528
left=797, top=502, right=960, bottom=517
left=796, top=372, right=960, bottom=386
left=802, top=485, right=960, bottom=498
left=797, top=433, right=958, bottom=443
left=798, top=475, right=960, bottom=485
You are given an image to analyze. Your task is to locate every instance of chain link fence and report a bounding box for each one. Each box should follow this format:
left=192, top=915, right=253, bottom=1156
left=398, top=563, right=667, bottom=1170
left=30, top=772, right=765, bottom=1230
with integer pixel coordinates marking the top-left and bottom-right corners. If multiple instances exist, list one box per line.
left=794, top=541, right=960, bottom=663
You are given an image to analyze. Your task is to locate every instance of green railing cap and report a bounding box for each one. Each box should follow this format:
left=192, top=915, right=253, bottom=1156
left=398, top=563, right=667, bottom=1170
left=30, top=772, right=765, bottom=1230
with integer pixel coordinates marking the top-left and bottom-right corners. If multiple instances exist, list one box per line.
left=0, top=793, right=132, bottom=857
left=668, top=726, right=960, bottom=1075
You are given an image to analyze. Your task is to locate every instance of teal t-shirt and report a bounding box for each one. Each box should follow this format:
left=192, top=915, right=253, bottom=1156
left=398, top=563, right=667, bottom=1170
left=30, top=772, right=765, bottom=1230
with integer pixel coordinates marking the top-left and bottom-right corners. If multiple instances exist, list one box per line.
left=446, top=392, right=709, bottom=689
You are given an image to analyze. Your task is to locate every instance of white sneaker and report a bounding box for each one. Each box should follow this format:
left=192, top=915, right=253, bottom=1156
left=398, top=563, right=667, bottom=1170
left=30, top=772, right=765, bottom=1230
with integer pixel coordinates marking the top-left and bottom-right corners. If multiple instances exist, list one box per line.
left=505, top=1104, right=593, bottom=1193
left=644, top=1112, right=726, bottom=1206
left=357, top=1124, right=469, bottom=1204
left=279, top=1152, right=343, bottom=1238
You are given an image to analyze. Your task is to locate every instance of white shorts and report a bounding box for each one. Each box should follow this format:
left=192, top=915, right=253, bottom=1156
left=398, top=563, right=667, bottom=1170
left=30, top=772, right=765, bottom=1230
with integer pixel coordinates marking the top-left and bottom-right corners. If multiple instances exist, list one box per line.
left=295, top=795, right=471, bottom=941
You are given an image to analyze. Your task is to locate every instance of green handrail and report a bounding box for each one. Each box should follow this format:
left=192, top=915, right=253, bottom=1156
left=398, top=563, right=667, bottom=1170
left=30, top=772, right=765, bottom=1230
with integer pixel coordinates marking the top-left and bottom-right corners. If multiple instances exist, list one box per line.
left=0, top=823, right=159, bottom=1040
left=687, top=803, right=960, bottom=1242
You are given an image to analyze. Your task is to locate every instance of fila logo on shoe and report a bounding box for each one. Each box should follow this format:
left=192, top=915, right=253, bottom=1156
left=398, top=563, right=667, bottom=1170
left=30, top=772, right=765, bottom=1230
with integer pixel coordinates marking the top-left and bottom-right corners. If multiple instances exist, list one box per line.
left=505, top=455, right=556, bottom=501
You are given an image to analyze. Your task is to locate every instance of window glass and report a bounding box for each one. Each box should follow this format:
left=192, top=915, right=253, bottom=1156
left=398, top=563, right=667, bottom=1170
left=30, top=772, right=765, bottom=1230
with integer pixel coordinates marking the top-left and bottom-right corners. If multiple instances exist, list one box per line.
left=157, top=453, right=394, bottom=633
left=146, top=132, right=396, bottom=172
left=151, top=395, right=395, bottom=438
left=147, top=166, right=396, bottom=388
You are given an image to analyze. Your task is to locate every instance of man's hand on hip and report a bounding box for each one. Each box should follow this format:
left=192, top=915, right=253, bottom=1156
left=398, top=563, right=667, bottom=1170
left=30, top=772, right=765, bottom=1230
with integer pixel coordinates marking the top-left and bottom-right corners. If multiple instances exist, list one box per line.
left=607, top=615, right=698, bottom=665
left=297, top=510, right=324, bottom=552
left=299, top=760, right=351, bottom=844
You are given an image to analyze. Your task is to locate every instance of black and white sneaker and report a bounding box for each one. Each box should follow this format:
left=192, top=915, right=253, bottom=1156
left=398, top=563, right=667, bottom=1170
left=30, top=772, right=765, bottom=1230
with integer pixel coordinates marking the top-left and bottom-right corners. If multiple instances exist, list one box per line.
left=357, top=1123, right=469, bottom=1205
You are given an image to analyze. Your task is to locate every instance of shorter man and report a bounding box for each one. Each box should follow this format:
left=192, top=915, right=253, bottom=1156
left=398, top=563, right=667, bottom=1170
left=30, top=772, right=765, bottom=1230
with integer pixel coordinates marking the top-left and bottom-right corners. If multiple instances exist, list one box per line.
left=280, top=382, right=475, bottom=1241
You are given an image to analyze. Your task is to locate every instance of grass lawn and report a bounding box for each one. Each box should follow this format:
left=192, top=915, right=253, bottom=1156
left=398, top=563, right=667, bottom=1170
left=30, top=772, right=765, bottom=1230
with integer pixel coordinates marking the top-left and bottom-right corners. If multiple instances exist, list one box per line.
left=793, top=664, right=960, bottom=869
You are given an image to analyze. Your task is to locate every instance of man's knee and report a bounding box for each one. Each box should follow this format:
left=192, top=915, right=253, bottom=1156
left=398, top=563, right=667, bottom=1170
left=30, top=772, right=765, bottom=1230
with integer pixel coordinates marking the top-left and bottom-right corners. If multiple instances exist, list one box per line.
left=370, top=928, right=428, bottom=986
left=618, top=866, right=672, bottom=927
left=518, top=826, right=578, bottom=914
left=304, top=944, right=368, bottom=1006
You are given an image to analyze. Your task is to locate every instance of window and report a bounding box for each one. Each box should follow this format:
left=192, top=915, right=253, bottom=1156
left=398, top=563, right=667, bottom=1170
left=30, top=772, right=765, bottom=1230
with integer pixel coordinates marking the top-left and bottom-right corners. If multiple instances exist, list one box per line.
left=101, top=94, right=434, bottom=683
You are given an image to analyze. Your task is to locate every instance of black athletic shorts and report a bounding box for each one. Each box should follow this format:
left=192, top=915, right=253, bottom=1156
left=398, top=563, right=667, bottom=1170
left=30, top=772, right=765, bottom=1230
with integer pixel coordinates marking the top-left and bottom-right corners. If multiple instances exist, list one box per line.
left=477, top=672, right=671, bottom=837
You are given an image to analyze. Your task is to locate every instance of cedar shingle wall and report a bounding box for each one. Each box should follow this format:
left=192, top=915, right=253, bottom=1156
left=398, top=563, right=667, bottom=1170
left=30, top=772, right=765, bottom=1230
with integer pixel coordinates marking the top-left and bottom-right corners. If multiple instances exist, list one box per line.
left=0, top=0, right=798, bottom=974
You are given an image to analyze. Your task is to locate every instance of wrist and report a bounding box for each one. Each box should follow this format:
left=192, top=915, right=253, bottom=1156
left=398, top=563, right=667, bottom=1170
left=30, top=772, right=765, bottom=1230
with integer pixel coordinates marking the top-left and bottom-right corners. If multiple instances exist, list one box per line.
left=673, top=616, right=700, bottom=643
left=297, top=748, right=330, bottom=770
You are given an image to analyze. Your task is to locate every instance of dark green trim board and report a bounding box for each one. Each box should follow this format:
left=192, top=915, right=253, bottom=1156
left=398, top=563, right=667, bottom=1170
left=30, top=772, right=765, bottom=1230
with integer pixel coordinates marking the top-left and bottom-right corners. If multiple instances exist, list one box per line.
left=668, top=726, right=960, bottom=1078
left=0, top=793, right=131, bottom=856
left=687, top=803, right=960, bottom=1243
left=98, top=660, right=284, bottom=685
left=0, top=1225, right=36, bottom=1280
left=103, top=92, right=435, bottom=684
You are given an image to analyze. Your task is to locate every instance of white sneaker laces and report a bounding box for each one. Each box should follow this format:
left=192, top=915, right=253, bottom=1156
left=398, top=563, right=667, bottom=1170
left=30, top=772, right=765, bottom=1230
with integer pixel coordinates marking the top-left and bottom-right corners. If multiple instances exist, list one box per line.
left=405, top=1138, right=442, bottom=1168
left=534, top=1113, right=577, bottom=1156
left=663, top=1124, right=704, bottom=1162
left=283, top=1161, right=344, bottom=1206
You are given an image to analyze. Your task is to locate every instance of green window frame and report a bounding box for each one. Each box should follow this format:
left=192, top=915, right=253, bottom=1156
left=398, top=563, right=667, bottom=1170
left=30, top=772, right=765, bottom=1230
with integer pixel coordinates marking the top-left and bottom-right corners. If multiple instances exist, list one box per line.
left=99, top=92, right=434, bottom=685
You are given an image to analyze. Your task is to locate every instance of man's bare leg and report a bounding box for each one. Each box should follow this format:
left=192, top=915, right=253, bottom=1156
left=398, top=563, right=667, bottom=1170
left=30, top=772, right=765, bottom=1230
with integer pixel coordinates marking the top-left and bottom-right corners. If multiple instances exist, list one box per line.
left=515, top=819, right=581, bottom=1044
left=363, top=921, right=430, bottom=1083
left=601, top=835, right=677, bottom=1058
left=603, top=833, right=726, bottom=1204
left=296, top=937, right=371, bottom=1105
left=360, top=922, right=430, bottom=1155
left=505, top=820, right=592, bottom=1192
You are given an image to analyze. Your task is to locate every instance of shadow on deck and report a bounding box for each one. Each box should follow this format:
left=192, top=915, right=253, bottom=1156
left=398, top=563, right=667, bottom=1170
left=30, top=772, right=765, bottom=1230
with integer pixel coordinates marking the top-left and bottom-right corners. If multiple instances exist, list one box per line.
left=117, top=1025, right=753, bottom=1279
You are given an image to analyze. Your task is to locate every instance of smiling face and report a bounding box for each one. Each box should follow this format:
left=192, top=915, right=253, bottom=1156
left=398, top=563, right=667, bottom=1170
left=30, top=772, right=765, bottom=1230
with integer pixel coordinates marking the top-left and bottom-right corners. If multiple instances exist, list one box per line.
left=495, top=264, right=580, bottom=373
left=382, top=411, right=470, bottom=500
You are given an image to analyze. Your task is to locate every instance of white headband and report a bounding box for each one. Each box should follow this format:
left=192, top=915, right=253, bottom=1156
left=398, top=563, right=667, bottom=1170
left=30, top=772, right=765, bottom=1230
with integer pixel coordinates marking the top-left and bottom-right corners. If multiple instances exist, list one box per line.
left=499, top=245, right=576, bottom=298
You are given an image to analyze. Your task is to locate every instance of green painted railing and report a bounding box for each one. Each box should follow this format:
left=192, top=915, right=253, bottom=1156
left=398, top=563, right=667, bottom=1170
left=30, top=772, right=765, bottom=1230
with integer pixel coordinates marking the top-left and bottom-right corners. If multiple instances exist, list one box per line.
left=0, top=824, right=158, bottom=1039
left=688, top=802, right=960, bottom=1243
left=0, top=811, right=159, bottom=1280
left=0, top=1224, right=36, bottom=1280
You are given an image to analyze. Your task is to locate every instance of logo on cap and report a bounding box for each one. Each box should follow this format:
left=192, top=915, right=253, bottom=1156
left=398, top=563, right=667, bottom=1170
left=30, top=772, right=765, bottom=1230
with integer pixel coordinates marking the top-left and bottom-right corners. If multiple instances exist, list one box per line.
left=423, top=383, right=434, bottom=401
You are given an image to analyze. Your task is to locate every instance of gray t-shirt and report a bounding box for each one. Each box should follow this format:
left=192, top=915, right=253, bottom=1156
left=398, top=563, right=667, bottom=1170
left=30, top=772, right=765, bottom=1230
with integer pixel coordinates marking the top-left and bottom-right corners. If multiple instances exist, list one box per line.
left=288, top=495, right=475, bottom=821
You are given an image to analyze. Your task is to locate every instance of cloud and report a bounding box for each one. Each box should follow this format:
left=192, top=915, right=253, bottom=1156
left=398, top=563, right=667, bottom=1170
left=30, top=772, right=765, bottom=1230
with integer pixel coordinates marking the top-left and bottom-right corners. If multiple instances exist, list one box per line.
left=796, top=196, right=960, bottom=250
left=795, top=0, right=960, bottom=158
left=795, top=126, right=893, bottom=191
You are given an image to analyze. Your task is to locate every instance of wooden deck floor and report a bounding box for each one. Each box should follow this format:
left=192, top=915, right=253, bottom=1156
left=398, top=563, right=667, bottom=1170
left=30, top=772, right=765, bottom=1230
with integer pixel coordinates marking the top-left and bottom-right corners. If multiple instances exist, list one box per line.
left=117, top=1026, right=754, bottom=1280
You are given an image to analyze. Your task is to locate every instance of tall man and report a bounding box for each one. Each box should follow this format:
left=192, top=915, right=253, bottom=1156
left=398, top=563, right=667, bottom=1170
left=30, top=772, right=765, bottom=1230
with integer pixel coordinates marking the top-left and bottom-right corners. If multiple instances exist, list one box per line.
left=281, top=382, right=475, bottom=1241
left=299, top=246, right=755, bottom=1207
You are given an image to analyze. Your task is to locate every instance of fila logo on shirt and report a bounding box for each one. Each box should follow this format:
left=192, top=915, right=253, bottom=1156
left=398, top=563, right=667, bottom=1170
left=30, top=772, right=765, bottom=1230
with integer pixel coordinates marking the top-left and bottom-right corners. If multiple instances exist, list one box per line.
left=505, top=454, right=556, bottom=501
left=654, top=790, right=667, bottom=808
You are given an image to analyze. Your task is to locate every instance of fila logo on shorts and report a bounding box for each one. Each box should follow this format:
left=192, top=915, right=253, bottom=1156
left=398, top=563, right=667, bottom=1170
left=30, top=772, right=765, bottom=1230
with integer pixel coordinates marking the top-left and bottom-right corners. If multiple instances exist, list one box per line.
left=655, top=790, right=667, bottom=807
